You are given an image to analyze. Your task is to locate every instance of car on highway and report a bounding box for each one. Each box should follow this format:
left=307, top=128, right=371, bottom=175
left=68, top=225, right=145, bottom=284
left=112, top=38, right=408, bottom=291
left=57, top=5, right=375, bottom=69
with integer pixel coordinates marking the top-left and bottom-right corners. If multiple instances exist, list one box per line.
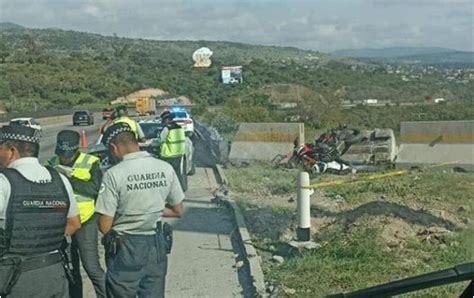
left=9, top=117, right=42, bottom=132
left=88, top=118, right=194, bottom=191
left=73, top=110, right=94, bottom=126
left=166, top=108, right=194, bottom=136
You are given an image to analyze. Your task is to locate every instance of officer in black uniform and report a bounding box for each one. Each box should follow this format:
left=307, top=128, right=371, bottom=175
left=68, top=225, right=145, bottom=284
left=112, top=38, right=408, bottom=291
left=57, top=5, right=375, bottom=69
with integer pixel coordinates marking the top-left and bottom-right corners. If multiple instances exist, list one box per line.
left=0, top=125, right=81, bottom=297
left=95, top=123, right=184, bottom=298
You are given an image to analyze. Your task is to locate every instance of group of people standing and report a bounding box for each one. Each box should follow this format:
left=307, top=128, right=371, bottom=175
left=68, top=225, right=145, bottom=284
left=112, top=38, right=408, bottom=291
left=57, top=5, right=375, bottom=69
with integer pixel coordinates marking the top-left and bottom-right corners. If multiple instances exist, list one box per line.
left=0, top=107, right=186, bottom=298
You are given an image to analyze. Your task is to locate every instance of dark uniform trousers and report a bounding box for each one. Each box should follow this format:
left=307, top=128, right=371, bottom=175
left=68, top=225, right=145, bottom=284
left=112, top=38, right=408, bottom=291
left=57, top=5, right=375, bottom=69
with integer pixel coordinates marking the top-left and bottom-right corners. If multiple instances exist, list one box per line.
left=161, top=156, right=183, bottom=188
left=8, top=262, right=68, bottom=298
left=70, top=214, right=106, bottom=298
left=106, top=232, right=168, bottom=298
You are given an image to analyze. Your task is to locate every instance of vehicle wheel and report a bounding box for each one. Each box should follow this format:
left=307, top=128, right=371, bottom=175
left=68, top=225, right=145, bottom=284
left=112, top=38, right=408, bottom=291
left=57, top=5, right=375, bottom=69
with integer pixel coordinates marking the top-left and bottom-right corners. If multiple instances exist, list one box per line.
left=180, top=156, right=188, bottom=191
left=188, top=159, right=196, bottom=176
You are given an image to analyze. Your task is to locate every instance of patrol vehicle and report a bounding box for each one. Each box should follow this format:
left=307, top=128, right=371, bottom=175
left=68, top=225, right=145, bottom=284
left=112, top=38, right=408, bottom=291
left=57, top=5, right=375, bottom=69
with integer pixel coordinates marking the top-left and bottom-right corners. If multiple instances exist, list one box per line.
left=9, top=117, right=42, bottom=132
left=88, top=118, right=195, bottom=190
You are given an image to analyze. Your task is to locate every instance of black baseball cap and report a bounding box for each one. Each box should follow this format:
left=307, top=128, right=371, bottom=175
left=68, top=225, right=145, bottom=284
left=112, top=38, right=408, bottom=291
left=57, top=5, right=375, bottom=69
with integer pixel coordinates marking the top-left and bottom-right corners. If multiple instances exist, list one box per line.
left=55, top=130, right=80, bottom=157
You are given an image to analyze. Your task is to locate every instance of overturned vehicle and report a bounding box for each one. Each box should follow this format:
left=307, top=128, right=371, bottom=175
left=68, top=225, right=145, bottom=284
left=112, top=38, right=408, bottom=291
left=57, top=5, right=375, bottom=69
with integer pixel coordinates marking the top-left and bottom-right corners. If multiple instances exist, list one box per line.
left=272, top=126, right=397, bottom=175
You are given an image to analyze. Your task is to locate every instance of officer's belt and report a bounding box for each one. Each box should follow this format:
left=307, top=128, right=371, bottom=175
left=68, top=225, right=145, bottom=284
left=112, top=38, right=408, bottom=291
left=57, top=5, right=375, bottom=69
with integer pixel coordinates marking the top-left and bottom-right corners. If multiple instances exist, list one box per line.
left=118, top=221, right=163, bottom=239
left=20, top=251, right=62, bottom=272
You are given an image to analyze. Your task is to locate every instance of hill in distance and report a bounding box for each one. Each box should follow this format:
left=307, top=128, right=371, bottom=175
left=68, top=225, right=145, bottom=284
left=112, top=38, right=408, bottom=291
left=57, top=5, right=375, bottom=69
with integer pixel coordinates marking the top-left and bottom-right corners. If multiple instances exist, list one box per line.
left=332, top=47, right=456, bottom=58
left=0, top=27, right=472, bottom=115
left=332, top=46, right=473, bottom=68
left=0, top=22, right=24, bottom=30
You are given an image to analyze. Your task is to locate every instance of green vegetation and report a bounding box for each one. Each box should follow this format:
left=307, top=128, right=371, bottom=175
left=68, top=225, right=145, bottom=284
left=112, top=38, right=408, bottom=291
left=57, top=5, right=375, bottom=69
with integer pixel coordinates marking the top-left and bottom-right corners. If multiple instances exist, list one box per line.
left=225, top=163, right=474, bottom=296
left=0, top=28, right=472, bottom=132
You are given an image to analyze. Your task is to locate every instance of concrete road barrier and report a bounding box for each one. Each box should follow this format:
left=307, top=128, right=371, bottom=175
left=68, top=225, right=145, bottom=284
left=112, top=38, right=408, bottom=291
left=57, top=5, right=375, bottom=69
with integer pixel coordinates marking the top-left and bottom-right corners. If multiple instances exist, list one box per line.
left=396, top=120, right=474, bottom=171
left=229, top=122, right=304, bottom=162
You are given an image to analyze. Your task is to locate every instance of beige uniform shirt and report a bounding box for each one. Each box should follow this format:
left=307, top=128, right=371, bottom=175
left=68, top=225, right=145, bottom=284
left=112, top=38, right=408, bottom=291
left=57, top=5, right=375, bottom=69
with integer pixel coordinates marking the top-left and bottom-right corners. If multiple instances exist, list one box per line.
left=96, top=151, right=184, bottom=235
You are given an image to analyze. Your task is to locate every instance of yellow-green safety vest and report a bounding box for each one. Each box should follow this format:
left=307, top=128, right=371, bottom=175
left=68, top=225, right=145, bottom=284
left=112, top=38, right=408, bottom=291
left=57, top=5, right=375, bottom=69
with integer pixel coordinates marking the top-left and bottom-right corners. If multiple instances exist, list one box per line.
left=112, top=117, right=139, bottom=139
left=46, top=152, right=100, bottom=223
left=160, top=125, right=186, bottom=158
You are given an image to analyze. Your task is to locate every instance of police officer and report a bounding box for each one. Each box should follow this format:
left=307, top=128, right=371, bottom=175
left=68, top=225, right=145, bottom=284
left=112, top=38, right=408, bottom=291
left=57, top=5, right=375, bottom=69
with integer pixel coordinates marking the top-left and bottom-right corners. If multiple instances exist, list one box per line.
left=112, top=105, right=146, bottom=142
left=46, top=130, right=106, bottom=298
left=95, top=123, right=184, bottom=298
left=0, top=125, right=81, bottom=297
left=159, top=110, right=186, bottom=189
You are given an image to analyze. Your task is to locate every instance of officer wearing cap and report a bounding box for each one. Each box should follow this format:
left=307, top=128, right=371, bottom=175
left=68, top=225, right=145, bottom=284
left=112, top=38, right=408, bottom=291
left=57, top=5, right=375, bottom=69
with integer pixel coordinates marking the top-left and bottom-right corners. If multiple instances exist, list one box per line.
left=96, top=123, right=184, bottom=298
left=159, top=110, right=186, bottom=190
left=0, top=125, right=81, bottom=297
left=45, top=130, right=106, bottom=298
left=112, top=105, right=146, bottom=142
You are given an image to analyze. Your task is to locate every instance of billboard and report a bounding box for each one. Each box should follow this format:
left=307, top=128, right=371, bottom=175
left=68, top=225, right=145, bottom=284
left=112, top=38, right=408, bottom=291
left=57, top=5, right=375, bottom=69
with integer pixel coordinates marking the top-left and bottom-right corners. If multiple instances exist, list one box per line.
left=221, top=66, right=243, bottom=84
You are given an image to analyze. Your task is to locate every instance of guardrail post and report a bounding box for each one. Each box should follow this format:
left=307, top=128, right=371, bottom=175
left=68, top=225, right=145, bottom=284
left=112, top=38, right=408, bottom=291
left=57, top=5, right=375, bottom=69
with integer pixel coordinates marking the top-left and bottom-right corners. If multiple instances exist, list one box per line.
left=297, top=171, right=312, bottom=241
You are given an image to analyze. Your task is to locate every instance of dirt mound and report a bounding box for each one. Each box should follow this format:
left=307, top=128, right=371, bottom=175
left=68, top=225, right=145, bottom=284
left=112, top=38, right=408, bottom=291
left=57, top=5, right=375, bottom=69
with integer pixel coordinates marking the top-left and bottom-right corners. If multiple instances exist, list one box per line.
left=378, top=217, right=418, bottom=247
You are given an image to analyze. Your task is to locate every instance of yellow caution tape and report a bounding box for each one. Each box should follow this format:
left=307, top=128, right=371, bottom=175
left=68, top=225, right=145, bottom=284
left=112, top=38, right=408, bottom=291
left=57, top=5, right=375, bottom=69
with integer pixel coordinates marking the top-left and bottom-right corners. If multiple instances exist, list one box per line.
left=302, top=161, right=459, bottom=190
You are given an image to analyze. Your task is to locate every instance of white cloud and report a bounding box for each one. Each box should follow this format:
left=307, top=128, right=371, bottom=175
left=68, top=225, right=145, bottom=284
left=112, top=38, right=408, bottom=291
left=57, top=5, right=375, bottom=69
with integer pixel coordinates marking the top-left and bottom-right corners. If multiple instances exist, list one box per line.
left=83, top=4, right=100, bottom=17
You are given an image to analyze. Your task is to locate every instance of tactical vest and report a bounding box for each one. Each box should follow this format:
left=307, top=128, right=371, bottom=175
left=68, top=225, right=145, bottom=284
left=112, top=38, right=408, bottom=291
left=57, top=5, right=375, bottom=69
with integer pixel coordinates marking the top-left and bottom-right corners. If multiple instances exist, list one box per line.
left=160, top=123, right=186, bottom=158
left=113, top=117, right=139, bottom=139
left=46, top=152, right=99, bottom=223
left=0, top=167, right=69, bottom=256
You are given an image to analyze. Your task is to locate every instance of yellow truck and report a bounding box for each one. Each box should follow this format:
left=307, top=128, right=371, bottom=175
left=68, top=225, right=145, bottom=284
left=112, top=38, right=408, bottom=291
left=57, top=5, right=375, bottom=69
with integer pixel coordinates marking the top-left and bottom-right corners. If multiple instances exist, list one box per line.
left=136, top=97, right=157, bottom=116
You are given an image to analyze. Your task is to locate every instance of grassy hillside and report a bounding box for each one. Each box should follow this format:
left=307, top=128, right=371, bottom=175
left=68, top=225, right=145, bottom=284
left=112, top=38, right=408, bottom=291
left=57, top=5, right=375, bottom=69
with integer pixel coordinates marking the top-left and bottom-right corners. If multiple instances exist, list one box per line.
left=0, top=28, right=472, bottom=117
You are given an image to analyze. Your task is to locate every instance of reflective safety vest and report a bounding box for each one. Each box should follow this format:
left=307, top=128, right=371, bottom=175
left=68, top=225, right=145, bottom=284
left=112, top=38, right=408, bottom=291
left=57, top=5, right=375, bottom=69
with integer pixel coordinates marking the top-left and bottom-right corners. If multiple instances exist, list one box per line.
left=112, top=116, right=139, bottom=139
left=160, top=123, right=186, bottom=158
left=46, top=152, right=99, bottom=223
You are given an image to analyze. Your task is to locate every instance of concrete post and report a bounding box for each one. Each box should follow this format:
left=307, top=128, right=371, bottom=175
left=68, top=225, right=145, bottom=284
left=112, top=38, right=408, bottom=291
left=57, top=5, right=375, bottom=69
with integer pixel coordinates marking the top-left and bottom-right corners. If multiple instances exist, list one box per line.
left=297, top=171, right=312, bottom=241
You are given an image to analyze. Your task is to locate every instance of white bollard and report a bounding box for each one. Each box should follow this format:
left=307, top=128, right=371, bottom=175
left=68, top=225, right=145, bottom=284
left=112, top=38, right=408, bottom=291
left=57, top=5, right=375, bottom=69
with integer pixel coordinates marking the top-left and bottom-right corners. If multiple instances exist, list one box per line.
left=297, top=171, right=312, bottom=241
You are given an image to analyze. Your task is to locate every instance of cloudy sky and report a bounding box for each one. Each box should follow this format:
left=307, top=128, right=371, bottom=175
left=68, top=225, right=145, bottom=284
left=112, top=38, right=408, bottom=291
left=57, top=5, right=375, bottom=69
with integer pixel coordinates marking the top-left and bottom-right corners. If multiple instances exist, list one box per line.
left=0, top=0, right=472, bottom=52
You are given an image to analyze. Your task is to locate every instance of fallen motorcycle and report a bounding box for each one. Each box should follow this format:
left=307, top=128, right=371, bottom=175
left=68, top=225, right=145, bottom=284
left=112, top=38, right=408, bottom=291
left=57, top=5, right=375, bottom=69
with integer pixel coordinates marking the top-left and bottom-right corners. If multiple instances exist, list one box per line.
left=271, top=125, right=394, bottom=175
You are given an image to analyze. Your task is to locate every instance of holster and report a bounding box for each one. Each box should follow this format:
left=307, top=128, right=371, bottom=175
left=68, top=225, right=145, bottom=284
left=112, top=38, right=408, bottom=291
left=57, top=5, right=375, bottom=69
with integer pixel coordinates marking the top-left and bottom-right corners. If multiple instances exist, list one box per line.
left=162, top=223, right=173, bottom=254
left=0, top=257, right=22, bottom=295
left=59, top=237, right=75, bottom=285
left=102, top=230, right=120, bottom=259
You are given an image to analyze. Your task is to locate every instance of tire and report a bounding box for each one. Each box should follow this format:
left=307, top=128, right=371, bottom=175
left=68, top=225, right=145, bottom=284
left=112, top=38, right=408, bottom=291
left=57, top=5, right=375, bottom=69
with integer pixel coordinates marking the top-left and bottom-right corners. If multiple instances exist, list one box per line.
left=188, top=158, right=196, bottom=176
left=180, top=156, right=188, bottom=191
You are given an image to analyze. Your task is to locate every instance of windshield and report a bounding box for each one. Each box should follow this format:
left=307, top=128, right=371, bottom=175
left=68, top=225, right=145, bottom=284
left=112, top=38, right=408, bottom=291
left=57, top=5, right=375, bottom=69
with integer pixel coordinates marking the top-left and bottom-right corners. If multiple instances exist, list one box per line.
left=171, top=111, right=189, bottom=119
left=10, top=120, right=29, bottom=126
left=139, top=123, right=164, bottom=139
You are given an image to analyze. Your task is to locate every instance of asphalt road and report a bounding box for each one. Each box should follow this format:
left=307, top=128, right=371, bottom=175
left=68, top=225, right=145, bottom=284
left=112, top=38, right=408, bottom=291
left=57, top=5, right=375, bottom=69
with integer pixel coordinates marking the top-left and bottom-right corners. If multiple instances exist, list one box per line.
left=38, top=116, right=102, bottom=163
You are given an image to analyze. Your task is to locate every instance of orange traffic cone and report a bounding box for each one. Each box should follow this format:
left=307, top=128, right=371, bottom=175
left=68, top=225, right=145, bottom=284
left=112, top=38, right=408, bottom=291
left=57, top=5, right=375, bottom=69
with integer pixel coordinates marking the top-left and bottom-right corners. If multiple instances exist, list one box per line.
left=81, top=130, right=88, bottom=148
